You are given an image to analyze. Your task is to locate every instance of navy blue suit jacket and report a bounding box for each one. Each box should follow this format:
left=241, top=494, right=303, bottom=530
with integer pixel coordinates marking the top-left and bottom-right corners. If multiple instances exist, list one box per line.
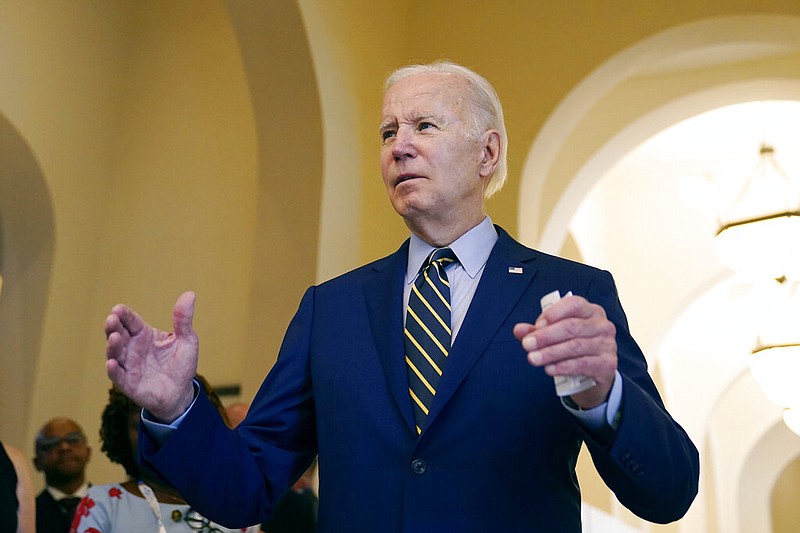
left=142, top=227, right=699, bottom=532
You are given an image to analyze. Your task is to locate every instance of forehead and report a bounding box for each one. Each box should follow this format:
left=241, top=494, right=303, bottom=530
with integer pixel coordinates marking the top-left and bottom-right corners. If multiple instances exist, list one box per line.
left=381, top=72, right=469, bottom=120
left=42, top=419, right=81, bottom=437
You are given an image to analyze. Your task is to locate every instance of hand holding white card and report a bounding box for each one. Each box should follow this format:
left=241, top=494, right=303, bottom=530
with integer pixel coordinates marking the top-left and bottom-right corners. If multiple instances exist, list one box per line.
left=539, top=290, right=598, bottom=397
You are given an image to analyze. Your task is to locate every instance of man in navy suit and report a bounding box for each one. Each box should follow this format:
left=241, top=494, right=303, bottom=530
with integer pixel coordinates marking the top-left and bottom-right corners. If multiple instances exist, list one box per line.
left=104, top=62, right=699, bottom=532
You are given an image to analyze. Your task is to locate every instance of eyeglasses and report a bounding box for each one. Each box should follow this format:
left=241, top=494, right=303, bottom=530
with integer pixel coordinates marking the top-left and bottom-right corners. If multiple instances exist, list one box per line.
left=184, top=510, right=225, bottom=533
left=36, top=432, right=86, bottom=453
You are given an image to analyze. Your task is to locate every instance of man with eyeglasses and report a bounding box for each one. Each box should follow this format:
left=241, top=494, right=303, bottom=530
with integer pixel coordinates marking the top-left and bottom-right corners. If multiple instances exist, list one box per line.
left=33, top=417, right=92, bottom=533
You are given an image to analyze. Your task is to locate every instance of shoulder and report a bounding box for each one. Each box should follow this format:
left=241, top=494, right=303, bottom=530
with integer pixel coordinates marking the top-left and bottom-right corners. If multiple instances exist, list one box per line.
left=72, top=484, right=127, bottom=533
left=1, top=442, right=25, bottom=469
left=493, top=225, right=607, bottom=277
left=314, top=242, right=408, bottom=289
left=2, top=443, right=32, bottom=490
left=85, top=482, right=130, bottom=504
left=36, top=489, right=55, bottom=504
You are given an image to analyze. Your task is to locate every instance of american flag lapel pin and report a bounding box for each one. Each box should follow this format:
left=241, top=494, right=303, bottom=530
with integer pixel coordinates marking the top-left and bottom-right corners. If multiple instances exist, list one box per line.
left=508, top=266, right=523, bottom=274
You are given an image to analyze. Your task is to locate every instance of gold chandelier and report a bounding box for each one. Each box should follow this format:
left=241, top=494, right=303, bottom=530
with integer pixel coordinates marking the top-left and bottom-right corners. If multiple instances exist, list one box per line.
left=748, top=279, right=800, bottom=436
left=713, top=143, right=800, bottom=435
left=713, top=144, right=800, bottom=282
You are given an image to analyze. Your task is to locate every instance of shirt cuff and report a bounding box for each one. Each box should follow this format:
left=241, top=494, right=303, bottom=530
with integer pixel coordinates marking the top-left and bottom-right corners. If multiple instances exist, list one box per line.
left=140, top=380, right=199, bottom=445
left=562, top=370, right=623, bottom=431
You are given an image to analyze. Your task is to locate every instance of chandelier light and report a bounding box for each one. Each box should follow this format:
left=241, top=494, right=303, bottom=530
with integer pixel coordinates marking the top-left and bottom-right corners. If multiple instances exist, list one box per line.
left=713, top=144, right=800, bottom=281
left=750, top=343, right=800, bottom=408
left=748, top=279, right=800, bottom=435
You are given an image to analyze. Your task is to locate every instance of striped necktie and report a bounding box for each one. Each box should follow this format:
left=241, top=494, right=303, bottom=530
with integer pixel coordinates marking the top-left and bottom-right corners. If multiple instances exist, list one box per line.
left=405, top=247, right=458, bottom=435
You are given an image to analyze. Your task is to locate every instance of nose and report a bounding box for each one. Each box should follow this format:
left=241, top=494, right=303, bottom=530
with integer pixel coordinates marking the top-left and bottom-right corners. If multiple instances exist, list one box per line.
left=391, top=126, right=417, bottom=162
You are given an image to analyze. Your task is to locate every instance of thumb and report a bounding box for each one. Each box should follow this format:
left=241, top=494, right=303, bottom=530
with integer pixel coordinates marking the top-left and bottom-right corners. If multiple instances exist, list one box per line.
left=172, top=291, right=197, bottom=338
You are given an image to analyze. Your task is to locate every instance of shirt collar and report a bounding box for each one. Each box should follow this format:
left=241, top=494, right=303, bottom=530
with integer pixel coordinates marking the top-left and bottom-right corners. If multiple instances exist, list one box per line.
left=406, top=216, right=498, bottom=284
left=47, top=482, right=90, bottom=500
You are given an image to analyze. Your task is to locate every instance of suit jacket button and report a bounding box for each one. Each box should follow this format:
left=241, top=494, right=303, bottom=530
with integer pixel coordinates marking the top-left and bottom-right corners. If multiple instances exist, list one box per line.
left=411, top=459, right=427, bottom=475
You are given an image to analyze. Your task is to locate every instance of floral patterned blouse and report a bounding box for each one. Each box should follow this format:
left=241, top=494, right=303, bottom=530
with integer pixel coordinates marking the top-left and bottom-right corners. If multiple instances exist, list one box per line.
left=70, top=482, right=259, bottom=533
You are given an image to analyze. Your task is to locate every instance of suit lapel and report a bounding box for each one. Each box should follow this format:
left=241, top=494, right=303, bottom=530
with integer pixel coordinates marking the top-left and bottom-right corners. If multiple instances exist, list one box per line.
left=424, top=230, right=539, bottom=432
left=363, top=241, right=417, bottom=433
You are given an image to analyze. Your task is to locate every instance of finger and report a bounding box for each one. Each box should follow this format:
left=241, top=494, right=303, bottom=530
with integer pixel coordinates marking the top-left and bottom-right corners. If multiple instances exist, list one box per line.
left=526, top=326, right=616, bottom=368
left=105, top=329, right=130, bottom=370
left=528, top=313, right=615, bottom=353
left=104, top=312, right=123, bottom=339
left=513, top=322, right=536, bottom=340
left=541, top=353, right=617, bottom=407
left=106, top=357, right=125, bottom=384
left=106, top=358, right=138, bottom=402
left=539, top=350, right=617, bottom=380
left=110, top=303, right=146, bottom=337
left=535, top=295, right=597, bottom=328
left=105, top=329, right=123, bottom=355
left=172, top=291, right=196, bottom=339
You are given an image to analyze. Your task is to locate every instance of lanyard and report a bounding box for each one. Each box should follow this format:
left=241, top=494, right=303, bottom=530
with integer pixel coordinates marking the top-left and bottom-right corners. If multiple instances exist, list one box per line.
left=138, top=481, right=169, bottom=533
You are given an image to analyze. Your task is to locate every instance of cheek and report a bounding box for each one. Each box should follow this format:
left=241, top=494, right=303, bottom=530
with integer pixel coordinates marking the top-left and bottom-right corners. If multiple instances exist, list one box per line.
left=379, top=151, right=393, bottom=182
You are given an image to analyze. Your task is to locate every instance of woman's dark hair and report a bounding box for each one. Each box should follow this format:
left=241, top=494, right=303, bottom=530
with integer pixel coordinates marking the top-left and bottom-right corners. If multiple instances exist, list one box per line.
left=99, top=374, right=230, bottom=479
left=99, top=386, right=140, bottom=478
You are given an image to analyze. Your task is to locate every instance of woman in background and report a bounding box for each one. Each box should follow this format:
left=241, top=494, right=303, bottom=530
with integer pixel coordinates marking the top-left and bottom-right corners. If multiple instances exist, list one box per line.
left=1, top=440, right=36, bottom=532
left=70, top=377, right=258, bottom=533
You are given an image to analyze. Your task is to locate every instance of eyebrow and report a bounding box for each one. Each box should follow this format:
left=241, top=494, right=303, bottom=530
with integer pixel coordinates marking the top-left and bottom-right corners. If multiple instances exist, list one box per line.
left=378, top=119, right=397, bottom=134
left=378, top=112, right=441, bottom=134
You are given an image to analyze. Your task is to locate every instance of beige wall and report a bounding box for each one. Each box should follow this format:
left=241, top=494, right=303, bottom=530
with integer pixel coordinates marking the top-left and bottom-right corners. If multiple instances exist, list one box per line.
left=2, top=1, right=800, bottom=530
left=0, top=0, right=130, bottom=473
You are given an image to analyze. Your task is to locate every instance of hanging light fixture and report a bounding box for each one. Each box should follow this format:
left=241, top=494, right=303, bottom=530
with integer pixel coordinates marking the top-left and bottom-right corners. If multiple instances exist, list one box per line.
left=713, top=143, right=800, bottom=281
left=748, top=279, right=800, bottom=435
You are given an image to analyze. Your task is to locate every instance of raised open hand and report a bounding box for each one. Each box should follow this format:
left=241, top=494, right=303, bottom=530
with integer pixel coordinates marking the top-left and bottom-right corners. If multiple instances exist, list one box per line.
left=104, top=291, right=199, bottom=422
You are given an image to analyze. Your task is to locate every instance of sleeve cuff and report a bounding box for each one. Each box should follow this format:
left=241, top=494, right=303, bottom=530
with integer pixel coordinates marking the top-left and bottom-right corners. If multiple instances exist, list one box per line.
left=562, top=370, right=623, bottom=431
left=140, top=380, right=200, bottom=445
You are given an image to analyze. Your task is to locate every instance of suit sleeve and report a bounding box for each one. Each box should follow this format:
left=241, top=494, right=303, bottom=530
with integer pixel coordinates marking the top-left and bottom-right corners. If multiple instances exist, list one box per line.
left=580, top=270, right=699, bottom=524
left=139, top=288, right=319, bottom=529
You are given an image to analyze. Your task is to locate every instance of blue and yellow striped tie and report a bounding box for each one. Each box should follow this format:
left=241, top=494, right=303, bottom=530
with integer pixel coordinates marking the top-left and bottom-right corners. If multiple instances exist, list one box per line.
left=405, top=247, right=458, bottom=435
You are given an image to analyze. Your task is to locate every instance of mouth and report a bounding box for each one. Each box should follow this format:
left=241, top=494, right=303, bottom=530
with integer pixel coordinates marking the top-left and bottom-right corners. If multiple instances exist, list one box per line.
left=395, top=173, right=424, bottom=186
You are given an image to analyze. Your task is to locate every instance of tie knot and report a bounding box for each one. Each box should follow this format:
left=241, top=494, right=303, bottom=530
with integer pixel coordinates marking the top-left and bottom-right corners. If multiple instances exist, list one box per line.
left=424, top=247, right=458, bottom=271
left=59, top=496, right=81, bottom=517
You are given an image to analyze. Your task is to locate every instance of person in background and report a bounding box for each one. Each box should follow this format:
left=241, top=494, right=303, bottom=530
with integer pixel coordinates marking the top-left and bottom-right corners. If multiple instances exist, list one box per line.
left=224, top=402, right=249, bottom=429
left=260, top=459, right=317, bottom=533
left=224, top=403, right=317, bottom=533
left=33, top=417, right=92, bottom=533
left=2, top=440, right=36, bottom=532
left=69, top=377, right=258, bottom=533
left=104, top=61, right=700, bottom=531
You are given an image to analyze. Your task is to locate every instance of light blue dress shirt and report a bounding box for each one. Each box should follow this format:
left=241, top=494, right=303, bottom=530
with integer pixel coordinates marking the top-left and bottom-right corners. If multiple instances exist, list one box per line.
left=405, top=216, right=622, bottom=431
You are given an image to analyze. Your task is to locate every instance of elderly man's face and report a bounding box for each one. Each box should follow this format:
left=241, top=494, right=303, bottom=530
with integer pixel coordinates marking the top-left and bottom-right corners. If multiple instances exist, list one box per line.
left=379, top=72, right=492, bottom=238
left=34, top=418, right=91, bottom=481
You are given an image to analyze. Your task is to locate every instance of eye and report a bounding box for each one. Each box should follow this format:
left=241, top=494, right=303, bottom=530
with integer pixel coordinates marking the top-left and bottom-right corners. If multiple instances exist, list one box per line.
left=381, top=129, right=396, bottom=142
left=418, top=122, right=435, bottom=131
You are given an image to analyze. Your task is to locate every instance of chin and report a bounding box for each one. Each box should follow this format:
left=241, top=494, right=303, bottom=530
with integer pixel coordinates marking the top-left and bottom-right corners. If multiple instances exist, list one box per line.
left=390, top=200, right=422, bottom=220
left=391, top=188, right=427, bottom=211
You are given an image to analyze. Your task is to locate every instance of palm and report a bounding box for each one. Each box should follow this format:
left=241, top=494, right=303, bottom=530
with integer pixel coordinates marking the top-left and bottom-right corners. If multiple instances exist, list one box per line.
left=105, top=292, right=198, bottom=421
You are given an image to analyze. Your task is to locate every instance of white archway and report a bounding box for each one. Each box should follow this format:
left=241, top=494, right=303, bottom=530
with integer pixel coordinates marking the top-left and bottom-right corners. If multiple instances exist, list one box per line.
left=517, top=14, right=800, bottom=533
left=519, top=14, right=800, bottom=252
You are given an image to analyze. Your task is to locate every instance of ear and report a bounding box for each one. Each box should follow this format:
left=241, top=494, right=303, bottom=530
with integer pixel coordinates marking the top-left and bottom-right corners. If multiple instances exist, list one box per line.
left=478, top=130, right=501, bottom=178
